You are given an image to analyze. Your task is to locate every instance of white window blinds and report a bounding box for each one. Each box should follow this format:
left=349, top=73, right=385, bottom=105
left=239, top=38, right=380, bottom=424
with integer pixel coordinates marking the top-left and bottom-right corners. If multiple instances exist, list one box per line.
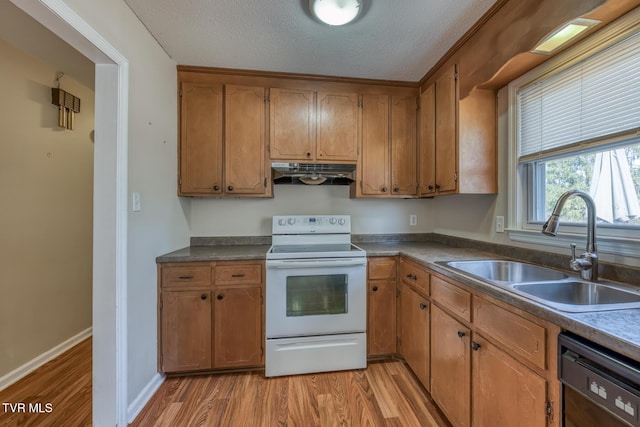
left=517, top=32, right=640, bottom=162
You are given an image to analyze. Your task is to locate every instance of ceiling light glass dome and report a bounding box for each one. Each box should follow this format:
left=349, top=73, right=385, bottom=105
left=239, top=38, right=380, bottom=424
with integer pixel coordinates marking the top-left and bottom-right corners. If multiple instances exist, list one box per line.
left=310, top=0, right=362, bottom=26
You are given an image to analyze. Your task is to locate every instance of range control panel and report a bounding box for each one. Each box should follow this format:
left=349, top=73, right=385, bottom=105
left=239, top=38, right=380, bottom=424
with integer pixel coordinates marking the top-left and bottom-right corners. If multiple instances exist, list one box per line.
left=272, top=215, right=351, bottom=235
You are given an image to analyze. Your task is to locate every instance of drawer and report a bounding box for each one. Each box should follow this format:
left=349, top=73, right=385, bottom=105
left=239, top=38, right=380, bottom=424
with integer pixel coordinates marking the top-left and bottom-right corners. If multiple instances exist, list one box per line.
left=161, top=264, right=212, bottom=288
left=473, top=296, right=546, bottom=370
left=400, top=258, right=429, bottom=295
left=368, top=257, right=397, bottom=280
left=432, top=276, right=471, bottom=322
left=215, top=262, right=262, bottom=286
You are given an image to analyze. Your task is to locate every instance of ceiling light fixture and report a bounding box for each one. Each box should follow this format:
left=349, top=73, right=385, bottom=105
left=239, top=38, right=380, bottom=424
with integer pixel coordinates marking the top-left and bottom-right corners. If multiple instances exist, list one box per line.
left=310, top=0, right=362, bottom=26
left=531, top=18, right=600, bottom=55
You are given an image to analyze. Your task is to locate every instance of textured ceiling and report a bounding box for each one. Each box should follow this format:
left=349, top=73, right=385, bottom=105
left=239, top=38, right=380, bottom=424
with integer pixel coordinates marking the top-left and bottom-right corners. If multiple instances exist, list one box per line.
left=124, top=0, right=497, bottom=82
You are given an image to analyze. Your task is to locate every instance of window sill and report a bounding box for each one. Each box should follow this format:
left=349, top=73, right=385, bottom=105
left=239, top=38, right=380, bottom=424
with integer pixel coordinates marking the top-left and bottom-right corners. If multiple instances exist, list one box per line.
left=507, top=229, right=640, bottom=259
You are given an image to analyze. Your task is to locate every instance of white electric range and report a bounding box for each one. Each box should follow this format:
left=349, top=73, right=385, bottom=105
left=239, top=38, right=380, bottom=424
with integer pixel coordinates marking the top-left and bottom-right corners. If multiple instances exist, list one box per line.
left=265, top=215, right=367, bottom=377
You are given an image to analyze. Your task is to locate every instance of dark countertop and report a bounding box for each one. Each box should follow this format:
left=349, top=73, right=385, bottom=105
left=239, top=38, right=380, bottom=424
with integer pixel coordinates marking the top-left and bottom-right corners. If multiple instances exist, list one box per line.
left=157, top=240, right=640, bottom=361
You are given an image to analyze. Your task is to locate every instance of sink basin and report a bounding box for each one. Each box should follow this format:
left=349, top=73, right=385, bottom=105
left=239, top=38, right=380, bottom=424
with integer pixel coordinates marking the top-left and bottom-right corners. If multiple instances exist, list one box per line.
left=512, top=281, right=640, bottom=312
left=442, top=260, right=569, bottom=284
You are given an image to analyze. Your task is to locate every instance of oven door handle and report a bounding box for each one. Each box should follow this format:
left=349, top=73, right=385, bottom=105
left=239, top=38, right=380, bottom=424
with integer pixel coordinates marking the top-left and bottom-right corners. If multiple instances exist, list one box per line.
left=266, top=258, right=367, bottom=269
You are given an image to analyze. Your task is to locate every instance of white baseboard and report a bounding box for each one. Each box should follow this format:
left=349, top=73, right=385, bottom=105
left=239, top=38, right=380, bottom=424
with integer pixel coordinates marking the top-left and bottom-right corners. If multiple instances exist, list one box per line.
left=0, top=327, right=93, bottom=392
left=127, top=373, right=165, bottom=424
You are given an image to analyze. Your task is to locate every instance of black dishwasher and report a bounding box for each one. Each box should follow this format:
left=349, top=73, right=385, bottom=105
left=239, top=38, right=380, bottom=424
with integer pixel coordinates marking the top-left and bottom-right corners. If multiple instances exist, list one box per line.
left=559, top=332, right=640, bottom=426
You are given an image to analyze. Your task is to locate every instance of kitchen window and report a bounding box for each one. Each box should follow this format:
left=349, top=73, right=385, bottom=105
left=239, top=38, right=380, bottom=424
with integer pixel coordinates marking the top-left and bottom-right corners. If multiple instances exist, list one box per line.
left=507, top=14, right=640, bottom=257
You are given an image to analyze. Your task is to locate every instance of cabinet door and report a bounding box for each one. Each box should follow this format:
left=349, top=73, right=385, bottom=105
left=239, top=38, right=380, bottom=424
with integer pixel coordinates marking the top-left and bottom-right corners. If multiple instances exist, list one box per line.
left=472, top=334, right=548, bottom=427
left=214, top=286, right=262, bottom=368
left=390, top=96, right=417, bottom=195
left=435, top=65, right=457, bottom=194
left=360, top=94, right=390, bottom=195
left=160, top=290, right=212, bottom=372
left=399, top=283, right=430, bottom=389
left=224, top=85, right=269, bottom=195
left=367, top=280, right=396, bottom=356
left=418, top=84, right=436, bottom=196
left=316, top=91, right=359, bottom=161
left=431, top=305, right=471, bottom=427
left=179, top=81, right=223, bottom=195
left=269, top=88, right=315, bottom=160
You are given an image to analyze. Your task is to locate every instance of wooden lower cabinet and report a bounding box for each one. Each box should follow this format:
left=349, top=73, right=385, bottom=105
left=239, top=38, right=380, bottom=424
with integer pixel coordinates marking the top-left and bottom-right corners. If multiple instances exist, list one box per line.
left=368, top=279, right=396, bottom=356
left=214, top=286, right=263, bottom=368
left=158, top=261, right=264, bottom=374
left=431, top=304, right=471, bottom=427
left=471, top=334, right=548, bottom=427
left=367, top=257, right=397, bottom=356
left=399, top=282, right=430, bottom=389
left=160, top=290, right=213, bottom=373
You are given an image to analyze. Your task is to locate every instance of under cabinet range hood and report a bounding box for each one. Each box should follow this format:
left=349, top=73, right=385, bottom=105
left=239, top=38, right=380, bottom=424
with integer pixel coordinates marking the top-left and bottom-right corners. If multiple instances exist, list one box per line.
left=272, top=162, right=356, bottom=185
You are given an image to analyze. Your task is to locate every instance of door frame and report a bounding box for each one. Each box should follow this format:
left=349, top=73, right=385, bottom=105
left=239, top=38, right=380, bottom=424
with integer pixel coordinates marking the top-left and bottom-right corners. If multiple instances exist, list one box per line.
left=10, top=0, right=129, bottom=425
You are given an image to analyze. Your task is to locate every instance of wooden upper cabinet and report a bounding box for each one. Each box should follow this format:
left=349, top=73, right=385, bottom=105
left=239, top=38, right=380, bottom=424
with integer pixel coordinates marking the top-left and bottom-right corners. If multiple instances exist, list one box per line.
left=360, top=94, right=390, bottom=195
left=224, top=85, right=270, bottom=196
left=358, top=94, right=417, bottom=198
left=269, top=88, right=315, bottom=160
left=434, top=64, right=458, bottom=194
left=179, top=81, right=223, bottom=195
left=390, top=96, right=417, bottom=196
left=418, top=63, right=497, bottom=197
left=418, top=84, right=436, bottom=196
left=316, top=91, right=359, bottom=161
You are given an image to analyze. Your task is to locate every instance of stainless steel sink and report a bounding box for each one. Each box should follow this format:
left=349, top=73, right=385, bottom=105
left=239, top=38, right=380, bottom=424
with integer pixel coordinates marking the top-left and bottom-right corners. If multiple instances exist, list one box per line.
left=511, top=281, right=640, bottom=312
left=439, top=259, right=640, bottom=312
left=442, top=260, right=569, bottom=284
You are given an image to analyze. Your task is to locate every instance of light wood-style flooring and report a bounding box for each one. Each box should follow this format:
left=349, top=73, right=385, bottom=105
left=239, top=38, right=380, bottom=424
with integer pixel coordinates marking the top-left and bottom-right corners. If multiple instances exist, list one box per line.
left=131, top=360, right=451, bottom=427
left=0, top=337, right=92, bottom=427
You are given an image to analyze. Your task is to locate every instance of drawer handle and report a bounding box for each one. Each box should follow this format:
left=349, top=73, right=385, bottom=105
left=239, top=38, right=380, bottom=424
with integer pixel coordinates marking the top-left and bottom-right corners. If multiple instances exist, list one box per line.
left=457, top=331, right=466, bottom=338
left=419, top=303, right=427, bottom=310
left=179, top=275, right=194, bottom=280
left=372, top=286, right=378, bottom=292
left=406, top=273, right=417, bottom=280
left=216, top=294, right=224, bottom=300
left=471, top=341, right=481, bottom=351
left=200, top=294, right=207, bottom=300
left=231, top=273, right=246, bottom=278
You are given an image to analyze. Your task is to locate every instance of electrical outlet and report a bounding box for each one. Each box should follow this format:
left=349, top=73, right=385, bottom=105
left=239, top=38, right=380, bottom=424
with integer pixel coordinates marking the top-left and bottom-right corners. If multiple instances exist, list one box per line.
left=496, top=216, right=504, bottom=233
left=410, top=215, right=417, bottom=226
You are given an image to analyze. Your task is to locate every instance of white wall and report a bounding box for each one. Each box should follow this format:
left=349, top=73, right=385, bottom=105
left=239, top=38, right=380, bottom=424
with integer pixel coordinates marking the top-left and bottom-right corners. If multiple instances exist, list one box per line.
left=191, top=185, right=435, bottom=236
left=52, top=0, right=190, bottom=412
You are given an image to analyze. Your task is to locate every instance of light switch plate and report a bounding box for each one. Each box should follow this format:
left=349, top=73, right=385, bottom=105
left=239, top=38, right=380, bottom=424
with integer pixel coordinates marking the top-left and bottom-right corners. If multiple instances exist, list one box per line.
left=132, top=192, right=141, bottom=212
left=496, top=216, right=504, bottom=233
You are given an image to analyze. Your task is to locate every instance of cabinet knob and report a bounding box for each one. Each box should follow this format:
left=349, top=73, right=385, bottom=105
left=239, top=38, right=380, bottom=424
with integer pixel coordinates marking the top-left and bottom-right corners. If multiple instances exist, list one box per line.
left=306, top=152, right=311, bottom=157
left=227, top=186, right=233, bottom=191
left=427, top=185, right=434, bottom=190
left=200, top=294, right=207, bottom=300
left=457, top=331, right=466, bottom=338
left=471, top=341, right=481, bottom=351
left=372, top=286, right=378, bottom=292
left=419, top=303, right=427, bottom=310
left=435, top=184, right=441, bottom=190
left=393, top=187, right=399, bottom=193
left=213, top=185, right=220, bottom=191
left=216, top=294, right=224, bottom=300
left=381, top=187, right=388, bottom=193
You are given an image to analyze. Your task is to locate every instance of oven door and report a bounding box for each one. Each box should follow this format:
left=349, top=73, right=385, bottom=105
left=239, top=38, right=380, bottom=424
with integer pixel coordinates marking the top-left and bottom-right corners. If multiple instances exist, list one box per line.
left=266, top=258, right=366, bottom=338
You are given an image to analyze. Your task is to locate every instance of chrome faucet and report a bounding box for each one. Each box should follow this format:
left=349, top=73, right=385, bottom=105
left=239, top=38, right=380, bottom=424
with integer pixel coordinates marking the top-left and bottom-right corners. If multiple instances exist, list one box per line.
left=542, top=190, right=598, bottom=281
